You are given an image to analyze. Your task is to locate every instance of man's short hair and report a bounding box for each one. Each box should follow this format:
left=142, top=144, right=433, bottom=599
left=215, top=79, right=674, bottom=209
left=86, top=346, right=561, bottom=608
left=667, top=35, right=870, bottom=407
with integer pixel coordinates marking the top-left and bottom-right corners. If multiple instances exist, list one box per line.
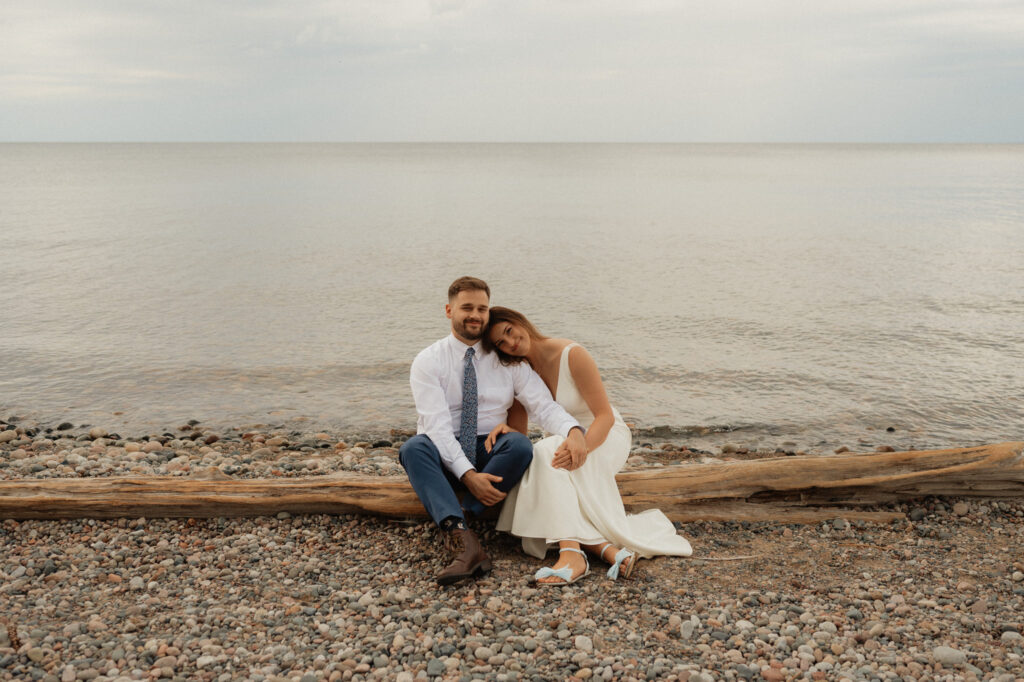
left=448, top=276, right=490, bottom=301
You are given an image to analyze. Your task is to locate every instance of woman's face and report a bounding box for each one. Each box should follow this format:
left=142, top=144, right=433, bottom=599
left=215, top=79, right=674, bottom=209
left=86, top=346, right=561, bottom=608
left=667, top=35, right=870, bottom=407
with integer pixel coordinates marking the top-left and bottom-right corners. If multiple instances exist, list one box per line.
left=489, top=321, right=530, bottom=357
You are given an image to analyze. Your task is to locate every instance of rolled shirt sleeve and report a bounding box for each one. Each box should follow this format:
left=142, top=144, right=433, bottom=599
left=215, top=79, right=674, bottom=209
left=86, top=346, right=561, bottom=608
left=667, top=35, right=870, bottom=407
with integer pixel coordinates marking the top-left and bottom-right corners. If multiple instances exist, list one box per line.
left=510, top=363, right=581, bottom=437
left=409, top=351, right=477, bottom=480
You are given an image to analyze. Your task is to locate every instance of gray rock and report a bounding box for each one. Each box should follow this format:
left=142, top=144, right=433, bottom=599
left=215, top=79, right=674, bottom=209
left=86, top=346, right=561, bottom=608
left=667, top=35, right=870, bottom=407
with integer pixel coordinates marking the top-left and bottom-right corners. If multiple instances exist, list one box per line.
left=735, top=664, right=757, bottom=680
left=1001, top=631, right=1023, bottom=643
left=196, top=655, right=217, bottom=668
left=574, top=635, right=593, bottom=652
left=426, top=659, right=445, bottom=676
left=932, top=646, right=966, bottom=666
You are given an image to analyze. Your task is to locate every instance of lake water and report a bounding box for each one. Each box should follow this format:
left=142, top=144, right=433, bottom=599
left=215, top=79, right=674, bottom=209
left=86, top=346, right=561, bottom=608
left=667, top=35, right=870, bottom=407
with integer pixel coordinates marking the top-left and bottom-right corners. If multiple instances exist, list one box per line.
left=1, top=143, right=1022, bottom=452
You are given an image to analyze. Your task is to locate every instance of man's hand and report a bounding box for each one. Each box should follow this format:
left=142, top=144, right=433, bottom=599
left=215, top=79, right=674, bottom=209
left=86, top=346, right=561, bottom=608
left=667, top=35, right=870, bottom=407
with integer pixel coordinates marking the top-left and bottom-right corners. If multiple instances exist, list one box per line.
left=484, top=423, right=512, bottom=453
left=552, top=427, right=588, bottom=470
left=461, top=470, right=506, bottom=506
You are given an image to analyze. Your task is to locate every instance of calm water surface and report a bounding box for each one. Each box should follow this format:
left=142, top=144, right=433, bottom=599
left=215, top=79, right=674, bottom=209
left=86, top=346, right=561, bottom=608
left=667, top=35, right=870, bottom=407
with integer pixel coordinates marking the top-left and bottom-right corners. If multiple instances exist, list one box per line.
left=1, top=143, right=1022, bottom=451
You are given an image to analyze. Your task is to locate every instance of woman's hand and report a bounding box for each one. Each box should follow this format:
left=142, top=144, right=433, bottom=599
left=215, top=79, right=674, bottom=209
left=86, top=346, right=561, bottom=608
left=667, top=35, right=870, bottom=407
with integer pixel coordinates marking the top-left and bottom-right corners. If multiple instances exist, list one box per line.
left=484, top=423, right=513, bottom=453
left=552, top=428, right=588, bottom=470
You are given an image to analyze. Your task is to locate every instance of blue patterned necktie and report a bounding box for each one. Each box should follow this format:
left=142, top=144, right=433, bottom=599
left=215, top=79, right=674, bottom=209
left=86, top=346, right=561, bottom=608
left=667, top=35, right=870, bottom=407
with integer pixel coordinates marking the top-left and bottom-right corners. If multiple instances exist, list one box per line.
left=459, top=347, right=478, bottom=467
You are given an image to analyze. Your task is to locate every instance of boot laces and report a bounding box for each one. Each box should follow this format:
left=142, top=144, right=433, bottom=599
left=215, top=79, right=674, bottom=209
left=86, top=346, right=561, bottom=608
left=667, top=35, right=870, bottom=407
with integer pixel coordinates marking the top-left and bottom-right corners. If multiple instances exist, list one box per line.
left=443, top=530, right=465, bottom=556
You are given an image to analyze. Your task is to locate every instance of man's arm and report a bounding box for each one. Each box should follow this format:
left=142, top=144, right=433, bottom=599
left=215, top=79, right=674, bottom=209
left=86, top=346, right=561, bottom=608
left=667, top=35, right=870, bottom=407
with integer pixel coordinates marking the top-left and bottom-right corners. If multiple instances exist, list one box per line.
left=409, top=353, right=476, bottom=480
left=511, top=363, right=589, bottom=469
left=510, top=364, right=581, bottom=437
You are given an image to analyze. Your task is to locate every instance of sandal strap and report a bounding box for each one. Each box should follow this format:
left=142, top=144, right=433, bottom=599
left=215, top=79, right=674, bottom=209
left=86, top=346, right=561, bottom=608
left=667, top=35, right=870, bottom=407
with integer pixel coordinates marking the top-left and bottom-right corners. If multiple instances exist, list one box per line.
left=557, top=546, right=589, bottom=570
left=596, top=542, right=613, bottom=561
left=535, top=566, right=574, bottom=581
left=607, top=548, right=634, bottom=580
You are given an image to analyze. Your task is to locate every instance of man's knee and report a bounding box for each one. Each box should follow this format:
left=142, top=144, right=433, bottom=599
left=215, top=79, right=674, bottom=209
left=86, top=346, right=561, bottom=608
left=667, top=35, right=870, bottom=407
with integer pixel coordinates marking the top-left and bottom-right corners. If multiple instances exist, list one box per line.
left=399, top=434, right=437, bottom=469
left=497, top=431, right=533, bottom=464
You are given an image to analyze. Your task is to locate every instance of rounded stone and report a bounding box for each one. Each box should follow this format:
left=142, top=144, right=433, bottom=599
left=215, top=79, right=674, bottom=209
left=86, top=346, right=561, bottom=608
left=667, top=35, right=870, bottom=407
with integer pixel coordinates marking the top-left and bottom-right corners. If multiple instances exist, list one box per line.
left=932, top=646, right=966, bottom=666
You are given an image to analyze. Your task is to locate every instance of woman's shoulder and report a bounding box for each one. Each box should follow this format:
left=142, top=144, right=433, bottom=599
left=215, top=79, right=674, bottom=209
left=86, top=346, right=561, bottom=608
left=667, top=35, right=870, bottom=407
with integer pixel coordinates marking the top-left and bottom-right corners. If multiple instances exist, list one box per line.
left=562, top=341, right=597, bottom=368
left=544, top=338, right=580, bottom=360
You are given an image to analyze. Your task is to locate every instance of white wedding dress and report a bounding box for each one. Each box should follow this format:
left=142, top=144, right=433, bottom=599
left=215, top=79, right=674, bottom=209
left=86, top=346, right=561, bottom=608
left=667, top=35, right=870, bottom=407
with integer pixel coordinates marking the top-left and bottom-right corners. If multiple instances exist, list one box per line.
left=497, top=343, right=693, bottom=560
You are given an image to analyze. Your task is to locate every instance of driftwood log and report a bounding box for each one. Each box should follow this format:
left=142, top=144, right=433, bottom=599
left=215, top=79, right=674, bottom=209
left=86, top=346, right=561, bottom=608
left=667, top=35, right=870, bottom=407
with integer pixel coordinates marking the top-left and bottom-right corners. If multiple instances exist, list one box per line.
left=1, top=442, right=1021, bottom=524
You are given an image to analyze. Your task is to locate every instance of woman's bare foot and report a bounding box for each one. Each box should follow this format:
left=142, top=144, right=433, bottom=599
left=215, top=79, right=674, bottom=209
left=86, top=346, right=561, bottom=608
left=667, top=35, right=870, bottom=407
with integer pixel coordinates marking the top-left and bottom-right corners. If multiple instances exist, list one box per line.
left=537, top=543, right=588, bottom=584
left=583, top=541, right=637, bottom=578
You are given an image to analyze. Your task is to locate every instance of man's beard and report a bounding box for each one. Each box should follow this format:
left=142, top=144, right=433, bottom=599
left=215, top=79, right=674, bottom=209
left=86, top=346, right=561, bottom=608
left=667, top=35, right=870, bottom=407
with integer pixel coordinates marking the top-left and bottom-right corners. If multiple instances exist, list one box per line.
left=455, top=319, right=485, bottom=341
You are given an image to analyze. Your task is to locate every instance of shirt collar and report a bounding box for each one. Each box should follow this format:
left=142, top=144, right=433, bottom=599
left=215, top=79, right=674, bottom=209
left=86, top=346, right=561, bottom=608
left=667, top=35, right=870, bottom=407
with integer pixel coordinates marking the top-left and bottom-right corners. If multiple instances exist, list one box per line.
left=447, top=333, right=482, bottom=355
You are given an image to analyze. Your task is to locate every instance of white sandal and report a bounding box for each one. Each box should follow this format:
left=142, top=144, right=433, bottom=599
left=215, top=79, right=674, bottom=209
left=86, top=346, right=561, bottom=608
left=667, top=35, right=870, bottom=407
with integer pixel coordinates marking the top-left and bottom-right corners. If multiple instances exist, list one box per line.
left=534, top=547, right=590, bottom=586
left=597, top=542, right=638, bottom=580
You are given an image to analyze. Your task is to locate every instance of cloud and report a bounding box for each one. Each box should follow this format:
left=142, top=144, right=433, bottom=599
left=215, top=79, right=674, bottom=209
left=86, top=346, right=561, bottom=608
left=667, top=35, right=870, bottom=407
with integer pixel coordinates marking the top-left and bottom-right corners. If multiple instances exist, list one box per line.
left=1, top=0, right=1022, bottom=140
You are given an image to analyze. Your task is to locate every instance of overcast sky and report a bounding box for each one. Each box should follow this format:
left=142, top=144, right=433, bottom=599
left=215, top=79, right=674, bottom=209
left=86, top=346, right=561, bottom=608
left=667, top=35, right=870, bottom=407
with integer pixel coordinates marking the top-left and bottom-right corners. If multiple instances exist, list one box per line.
left=2, top=0, right=1022, bottom=142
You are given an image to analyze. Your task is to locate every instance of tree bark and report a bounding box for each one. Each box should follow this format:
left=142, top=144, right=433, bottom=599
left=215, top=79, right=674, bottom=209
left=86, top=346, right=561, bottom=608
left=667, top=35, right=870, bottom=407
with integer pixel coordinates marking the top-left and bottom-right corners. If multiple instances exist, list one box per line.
left=1, top=442, right=1020, bottom=523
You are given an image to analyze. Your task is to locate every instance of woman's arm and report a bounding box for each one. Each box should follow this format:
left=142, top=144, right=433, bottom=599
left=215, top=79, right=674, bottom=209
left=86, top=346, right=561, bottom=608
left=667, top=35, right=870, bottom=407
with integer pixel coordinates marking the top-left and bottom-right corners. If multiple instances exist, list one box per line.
left=507, top=399, right=528, bottom=434
left=567, top=345, right=615, bottom=452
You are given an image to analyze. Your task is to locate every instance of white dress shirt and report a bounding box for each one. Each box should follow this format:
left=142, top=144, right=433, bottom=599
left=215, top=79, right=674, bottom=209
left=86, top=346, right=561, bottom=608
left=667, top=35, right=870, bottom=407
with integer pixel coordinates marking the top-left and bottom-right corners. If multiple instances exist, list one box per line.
left=410, top=333, right=581, bottom=480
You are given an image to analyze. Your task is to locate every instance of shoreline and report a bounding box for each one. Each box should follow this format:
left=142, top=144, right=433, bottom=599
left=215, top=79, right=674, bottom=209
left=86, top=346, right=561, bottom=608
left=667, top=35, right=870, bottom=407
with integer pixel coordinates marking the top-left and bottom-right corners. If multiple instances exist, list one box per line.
left=0, top=420, right=735, bottom=483
left=0, top=416, right=975, bottom=484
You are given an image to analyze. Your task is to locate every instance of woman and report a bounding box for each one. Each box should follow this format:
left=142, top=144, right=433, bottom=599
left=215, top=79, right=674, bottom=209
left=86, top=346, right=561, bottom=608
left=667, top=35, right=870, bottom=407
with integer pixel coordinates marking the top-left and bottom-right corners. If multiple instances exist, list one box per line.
left=483, top=307, right=692, bottom=585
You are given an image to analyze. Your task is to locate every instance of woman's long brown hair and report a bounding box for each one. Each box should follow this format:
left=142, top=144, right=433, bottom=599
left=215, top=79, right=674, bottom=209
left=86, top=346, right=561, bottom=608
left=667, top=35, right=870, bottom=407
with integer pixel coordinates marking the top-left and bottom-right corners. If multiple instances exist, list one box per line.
left=483, top=306, right=549, bottom=365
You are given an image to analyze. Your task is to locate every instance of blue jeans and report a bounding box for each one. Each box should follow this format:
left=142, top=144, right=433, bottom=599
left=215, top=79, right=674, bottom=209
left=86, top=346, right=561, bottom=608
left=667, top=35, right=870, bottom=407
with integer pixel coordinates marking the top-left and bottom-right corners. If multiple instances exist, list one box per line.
left=399, top=431, right=533, bottom=525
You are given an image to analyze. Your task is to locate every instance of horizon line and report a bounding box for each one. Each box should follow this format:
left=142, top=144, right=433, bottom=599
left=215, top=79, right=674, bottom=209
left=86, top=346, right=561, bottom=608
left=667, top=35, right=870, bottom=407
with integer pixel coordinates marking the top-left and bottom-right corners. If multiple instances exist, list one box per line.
left=2, top=140, right=1022, bottom=145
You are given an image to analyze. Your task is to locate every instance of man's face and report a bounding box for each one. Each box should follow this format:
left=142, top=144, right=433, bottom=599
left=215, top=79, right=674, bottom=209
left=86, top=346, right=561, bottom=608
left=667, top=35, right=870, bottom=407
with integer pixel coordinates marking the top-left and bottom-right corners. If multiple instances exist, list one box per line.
left=446, top=289, right=490, bottom=344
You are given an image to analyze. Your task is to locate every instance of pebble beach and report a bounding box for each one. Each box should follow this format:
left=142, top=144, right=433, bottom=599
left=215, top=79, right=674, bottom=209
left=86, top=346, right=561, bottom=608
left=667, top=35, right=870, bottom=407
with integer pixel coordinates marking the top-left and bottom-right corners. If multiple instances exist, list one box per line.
left=2, top=419, right=1023, bottom=682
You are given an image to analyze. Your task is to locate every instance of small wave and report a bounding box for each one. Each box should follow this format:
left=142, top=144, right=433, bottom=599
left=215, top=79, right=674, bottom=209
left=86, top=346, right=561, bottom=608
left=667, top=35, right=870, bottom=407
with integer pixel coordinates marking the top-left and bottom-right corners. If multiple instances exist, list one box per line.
left=632, top=422, right=783, bottom=439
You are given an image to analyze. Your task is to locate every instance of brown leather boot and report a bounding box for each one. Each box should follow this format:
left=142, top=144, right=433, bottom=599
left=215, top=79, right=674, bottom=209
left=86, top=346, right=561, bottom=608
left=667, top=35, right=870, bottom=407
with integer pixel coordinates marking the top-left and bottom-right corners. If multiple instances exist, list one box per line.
left=436, top=527, right=492, bottom=586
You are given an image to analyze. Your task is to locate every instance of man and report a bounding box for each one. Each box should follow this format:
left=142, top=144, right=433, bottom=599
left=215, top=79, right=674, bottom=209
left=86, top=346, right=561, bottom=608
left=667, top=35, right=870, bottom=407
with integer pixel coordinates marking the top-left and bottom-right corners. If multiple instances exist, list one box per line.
left=400, top=276, right=587, bottom=586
